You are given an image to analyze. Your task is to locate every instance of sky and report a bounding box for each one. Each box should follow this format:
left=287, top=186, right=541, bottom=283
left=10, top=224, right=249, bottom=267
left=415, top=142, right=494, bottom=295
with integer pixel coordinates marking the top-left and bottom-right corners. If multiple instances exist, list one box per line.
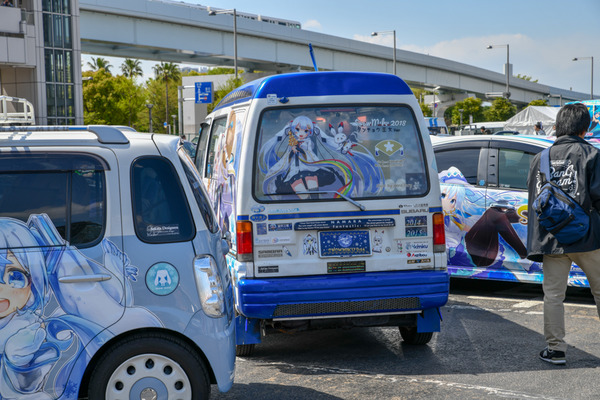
left=82, top=0, right=600, bottom=97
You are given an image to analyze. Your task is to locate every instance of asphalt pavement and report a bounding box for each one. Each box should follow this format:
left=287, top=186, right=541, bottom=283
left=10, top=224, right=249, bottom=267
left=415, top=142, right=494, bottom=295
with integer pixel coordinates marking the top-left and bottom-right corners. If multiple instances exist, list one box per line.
left=211, top=280, right=600, bottom=400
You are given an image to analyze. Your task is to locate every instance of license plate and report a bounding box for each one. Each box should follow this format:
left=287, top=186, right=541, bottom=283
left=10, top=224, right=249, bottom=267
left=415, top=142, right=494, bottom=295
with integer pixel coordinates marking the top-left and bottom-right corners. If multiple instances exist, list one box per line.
left=318, top=230, right=371, bottom=257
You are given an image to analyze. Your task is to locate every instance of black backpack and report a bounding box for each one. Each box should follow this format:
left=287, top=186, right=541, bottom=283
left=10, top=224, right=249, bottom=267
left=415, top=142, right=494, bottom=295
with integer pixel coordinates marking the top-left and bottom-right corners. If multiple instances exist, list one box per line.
left=531, top=147, right=590, bottom=245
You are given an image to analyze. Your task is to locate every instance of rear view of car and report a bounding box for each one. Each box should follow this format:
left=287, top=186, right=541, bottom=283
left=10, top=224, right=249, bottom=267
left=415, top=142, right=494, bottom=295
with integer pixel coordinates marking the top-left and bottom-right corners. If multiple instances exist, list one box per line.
left=196, top=71, right=449, bottom=356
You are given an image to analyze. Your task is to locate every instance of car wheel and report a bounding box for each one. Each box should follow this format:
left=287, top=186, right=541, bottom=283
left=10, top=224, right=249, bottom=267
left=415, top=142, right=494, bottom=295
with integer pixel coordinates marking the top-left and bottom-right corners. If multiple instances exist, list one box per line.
left=236, top=344, right=256, bottom=357
left=399, top=327, right=434, bottom=345
left=88, top=332, right=210, bottom=400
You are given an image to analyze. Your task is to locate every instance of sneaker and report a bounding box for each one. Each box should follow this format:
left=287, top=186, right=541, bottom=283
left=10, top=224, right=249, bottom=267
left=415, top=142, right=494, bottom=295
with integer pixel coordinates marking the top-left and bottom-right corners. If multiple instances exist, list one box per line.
left=539, top=347, right=566, bottom=365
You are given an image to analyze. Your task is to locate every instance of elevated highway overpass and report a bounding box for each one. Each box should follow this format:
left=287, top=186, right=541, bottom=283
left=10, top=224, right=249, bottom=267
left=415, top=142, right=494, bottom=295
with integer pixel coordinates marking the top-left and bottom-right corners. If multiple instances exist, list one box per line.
left=79, top=0, right=588, bottom=109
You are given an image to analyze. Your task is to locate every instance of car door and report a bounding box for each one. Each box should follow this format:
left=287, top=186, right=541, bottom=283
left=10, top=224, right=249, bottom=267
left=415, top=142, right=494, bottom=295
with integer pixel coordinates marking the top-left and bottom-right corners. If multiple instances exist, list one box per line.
left=483, top=140, right=543, bottom=282
left=434, top=140, right=490, bottom=277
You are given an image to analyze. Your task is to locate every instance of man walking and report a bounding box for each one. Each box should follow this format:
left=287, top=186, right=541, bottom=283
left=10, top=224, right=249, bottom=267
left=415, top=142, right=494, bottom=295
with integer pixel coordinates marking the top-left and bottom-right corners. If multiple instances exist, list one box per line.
left=527, top=103, right=600, bottom=365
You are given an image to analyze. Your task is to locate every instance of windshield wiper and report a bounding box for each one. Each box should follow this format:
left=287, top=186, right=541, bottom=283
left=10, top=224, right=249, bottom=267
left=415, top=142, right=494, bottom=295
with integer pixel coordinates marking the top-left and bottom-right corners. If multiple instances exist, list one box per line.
left=296, top=190, right=366, bottom=211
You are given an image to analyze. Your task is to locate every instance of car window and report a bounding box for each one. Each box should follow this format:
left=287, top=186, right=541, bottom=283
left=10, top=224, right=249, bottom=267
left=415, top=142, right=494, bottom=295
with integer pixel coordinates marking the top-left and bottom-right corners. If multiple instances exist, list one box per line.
left=179, top=149, right=219, bottom=234
left=204, top=117, right=228, bottom=179
left=254, top=105, right=427, bottom=201
left=131, top=157, right=195, bottom=243
left=0, top=153, right=106, bottom=248
left=498, top=149, right=533, bottom=190
left=435, top=148, right=480, bottom=185
left=194, top=122, right=211, bottom=175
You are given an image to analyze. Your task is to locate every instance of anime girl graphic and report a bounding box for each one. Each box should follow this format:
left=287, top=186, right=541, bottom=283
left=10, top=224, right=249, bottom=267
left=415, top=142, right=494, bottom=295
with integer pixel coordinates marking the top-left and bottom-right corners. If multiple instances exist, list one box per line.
left=258, top=116, right=383, bottom=200
left=0, top=214, right=161, bottom=398
left=439, top=167, right=538, bottom=280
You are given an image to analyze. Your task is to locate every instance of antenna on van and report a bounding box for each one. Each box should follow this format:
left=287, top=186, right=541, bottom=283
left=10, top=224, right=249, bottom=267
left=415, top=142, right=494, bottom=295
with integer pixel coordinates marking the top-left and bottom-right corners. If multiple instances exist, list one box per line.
left=309, top=43, right=319, bottom=71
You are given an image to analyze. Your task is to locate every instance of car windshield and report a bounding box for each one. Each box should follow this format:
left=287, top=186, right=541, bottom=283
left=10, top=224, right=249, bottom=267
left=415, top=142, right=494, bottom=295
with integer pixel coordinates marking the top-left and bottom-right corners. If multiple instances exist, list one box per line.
left=253, top=105, right=428, bottom=202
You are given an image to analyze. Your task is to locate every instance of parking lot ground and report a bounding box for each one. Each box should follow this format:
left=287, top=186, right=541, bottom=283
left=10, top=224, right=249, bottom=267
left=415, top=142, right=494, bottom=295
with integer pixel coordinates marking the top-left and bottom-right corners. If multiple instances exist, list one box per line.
left=212, top=281, right=600, bottom=400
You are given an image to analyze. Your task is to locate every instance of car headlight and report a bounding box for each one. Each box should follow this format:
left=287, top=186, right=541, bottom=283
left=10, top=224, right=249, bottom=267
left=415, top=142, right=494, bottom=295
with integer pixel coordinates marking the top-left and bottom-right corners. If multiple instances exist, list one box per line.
left=194, top=255, right=225, bottom=318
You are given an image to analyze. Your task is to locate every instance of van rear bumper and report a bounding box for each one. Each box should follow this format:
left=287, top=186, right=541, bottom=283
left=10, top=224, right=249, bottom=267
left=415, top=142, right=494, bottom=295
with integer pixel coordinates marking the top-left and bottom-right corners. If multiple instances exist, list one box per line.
left=237, top=270, right=449, bottom=320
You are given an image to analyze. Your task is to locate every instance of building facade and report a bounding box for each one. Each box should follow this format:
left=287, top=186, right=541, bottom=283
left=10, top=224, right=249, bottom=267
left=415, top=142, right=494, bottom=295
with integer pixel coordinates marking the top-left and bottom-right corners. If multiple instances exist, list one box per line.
left=0, top=0, right=83, bottom=124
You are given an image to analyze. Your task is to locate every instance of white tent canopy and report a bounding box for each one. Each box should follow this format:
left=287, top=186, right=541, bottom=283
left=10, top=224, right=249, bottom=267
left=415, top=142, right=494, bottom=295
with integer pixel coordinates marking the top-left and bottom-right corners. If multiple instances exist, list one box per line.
left=504, top=106, right=559, bottom=135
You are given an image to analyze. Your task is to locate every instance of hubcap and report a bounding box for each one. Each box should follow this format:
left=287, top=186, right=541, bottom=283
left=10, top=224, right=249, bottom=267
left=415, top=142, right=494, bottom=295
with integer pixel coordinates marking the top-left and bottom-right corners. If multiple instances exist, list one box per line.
left=105, top=353, right=191, bottom=400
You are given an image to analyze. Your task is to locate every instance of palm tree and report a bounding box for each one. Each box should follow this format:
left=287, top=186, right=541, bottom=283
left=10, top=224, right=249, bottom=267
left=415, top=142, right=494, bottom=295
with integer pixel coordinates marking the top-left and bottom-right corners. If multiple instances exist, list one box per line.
left=121, top=59, right=143, bottom=80
left=153, top=62, right=181, bottom=133
left=87, top=57, right=112, bottom=74
left=121, top=59, right=143, bottom=127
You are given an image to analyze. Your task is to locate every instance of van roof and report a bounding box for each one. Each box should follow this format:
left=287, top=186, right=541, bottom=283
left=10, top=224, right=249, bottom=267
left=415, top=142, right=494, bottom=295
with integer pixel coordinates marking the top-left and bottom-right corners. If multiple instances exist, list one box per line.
left=214, top=71, right=413, bottom=111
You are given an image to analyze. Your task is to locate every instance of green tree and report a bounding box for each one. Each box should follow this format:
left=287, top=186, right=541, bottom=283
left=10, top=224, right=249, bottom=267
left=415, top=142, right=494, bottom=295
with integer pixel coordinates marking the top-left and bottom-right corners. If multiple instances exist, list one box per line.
left=484, top=97, right=517, bottom=121
left=152, top=62, right=181, bottom=133
left=207, top=67, right=236, bottom=75
left=82, top=69, right=144, bottom=126
left=527, top=99, right=549, bottom=107
left=121, top=59, right=144, bottom=126
left=411, top=87, right=432, bottom=117
left=207, top=76, right=245, bottom=114
left=87, top=57, right=113, bottom=74
left=121, top=59, right=143, bottom=80
left=516, top=74, right=538, bottom=83
left=450, top=97, right=484, bottom=125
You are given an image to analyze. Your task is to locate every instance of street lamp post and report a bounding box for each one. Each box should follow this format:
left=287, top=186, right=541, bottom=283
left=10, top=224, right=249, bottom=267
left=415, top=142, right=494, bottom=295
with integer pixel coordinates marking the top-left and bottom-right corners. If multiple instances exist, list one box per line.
left=172, top=114, right=177, bottom=135
left=572, top=57, right=594, bottom=99
left=487, top=44, right=511, bottom=99
left=209, top=8, right=238, bottom=80
left=146, top=103, right=153, bottom=133
left=459, top=109, right=464, bottom=130
left=371, top=30, right=396, bottom=75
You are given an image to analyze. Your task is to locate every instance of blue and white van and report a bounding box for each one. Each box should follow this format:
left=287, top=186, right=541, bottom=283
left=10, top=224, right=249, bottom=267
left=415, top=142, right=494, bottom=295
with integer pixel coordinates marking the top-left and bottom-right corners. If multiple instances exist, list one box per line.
left=195, top=72, right=449, bottom=356
left=0, top=126, right=235, bottom=399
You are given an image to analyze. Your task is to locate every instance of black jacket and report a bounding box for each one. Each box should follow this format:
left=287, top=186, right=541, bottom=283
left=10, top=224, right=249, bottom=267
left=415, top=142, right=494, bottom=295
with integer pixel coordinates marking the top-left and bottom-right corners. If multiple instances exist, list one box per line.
left=526, top=135, right=600, bottom=262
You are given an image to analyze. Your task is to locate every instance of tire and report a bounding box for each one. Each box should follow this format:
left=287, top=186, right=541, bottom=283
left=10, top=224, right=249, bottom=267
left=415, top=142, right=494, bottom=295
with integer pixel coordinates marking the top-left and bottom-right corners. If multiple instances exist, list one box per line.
left=399, top=327, right=434, bottom=345
left=235, top=344, right=256, bottom=357
left=87, top=332, right=210, bottom=400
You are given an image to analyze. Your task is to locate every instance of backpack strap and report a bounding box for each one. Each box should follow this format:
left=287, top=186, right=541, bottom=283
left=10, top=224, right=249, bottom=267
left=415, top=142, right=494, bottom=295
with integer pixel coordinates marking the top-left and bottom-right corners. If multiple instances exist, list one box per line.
left=539, top=147, right=551, bottom=183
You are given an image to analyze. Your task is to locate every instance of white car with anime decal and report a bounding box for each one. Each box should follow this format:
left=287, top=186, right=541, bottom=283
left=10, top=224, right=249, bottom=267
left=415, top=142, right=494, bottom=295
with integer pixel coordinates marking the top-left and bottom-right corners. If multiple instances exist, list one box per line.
left=432, top=134, right=600, bottom=287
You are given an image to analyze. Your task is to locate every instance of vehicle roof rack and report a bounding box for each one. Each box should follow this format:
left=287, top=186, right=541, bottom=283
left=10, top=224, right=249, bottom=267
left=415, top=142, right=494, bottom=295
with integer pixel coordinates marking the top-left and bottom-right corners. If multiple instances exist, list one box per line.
left=0, top=125, right=130, bottom=144
left=0, top=96, right=35, bottom=125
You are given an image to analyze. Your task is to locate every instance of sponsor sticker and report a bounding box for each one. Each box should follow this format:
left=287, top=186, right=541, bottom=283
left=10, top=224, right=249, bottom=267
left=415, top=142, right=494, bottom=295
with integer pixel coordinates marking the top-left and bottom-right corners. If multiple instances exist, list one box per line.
left=256, top=223, right=267, bottom=235
left=146, top=262, right=179, bottom=296
left=327, top=261, right=366, bottom=274
left=147, top=224, right=180, bottom=237
left=250, top=214, right=267, bottom=222
left=405, top=240, right=430, bottom=251
left=257, top=249, right=283, bottom=258
left=258, top=265, right=279, bottom=274
left=405, top=215, right=427, bottom=227
left=268, top=223, right=293, bottom=231
left=407, top=258, right=432, bottom=264
left=406, top=226, right=427, bottom=237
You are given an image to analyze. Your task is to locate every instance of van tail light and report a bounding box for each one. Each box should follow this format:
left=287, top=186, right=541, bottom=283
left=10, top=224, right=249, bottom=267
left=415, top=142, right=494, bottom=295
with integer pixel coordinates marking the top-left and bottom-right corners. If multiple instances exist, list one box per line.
left=236, top=221, right=254, bottom=262
left=432, top=212, right=446, bottom=253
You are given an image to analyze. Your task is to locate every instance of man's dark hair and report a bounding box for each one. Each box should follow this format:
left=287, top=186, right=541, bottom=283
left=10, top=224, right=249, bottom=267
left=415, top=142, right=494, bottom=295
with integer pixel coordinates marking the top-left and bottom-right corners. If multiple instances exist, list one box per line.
left=555, top=103, right=591, bottom=137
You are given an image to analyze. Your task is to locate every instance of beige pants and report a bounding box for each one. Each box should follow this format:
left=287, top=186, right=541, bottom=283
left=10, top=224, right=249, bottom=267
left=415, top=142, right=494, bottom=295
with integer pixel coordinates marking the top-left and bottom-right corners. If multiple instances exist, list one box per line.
left=543, top=249, right=600, bottom=352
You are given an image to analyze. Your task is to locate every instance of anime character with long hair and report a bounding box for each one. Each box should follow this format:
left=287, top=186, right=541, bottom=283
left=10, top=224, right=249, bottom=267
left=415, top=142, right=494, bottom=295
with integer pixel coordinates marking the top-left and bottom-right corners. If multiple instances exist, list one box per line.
left=0, top=214, right=161, bottom=398
left=258, top=116, right=383, bottom=199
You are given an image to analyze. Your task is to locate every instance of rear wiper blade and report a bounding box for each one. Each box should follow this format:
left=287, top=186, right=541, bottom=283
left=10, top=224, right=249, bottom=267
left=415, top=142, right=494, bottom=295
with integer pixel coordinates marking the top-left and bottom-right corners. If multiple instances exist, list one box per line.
left=296, top=190, right=366, bottom=211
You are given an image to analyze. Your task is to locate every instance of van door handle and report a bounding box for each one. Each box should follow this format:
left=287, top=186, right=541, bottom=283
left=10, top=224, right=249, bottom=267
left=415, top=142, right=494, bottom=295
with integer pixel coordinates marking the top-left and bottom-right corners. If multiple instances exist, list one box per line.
left=58, top=274, right=112, bottom=283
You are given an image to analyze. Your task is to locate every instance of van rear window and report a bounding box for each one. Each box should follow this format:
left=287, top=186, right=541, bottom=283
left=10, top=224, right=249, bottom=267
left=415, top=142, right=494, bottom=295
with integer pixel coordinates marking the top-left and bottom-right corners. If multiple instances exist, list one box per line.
left=254, top=105, right=428, bottom=201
